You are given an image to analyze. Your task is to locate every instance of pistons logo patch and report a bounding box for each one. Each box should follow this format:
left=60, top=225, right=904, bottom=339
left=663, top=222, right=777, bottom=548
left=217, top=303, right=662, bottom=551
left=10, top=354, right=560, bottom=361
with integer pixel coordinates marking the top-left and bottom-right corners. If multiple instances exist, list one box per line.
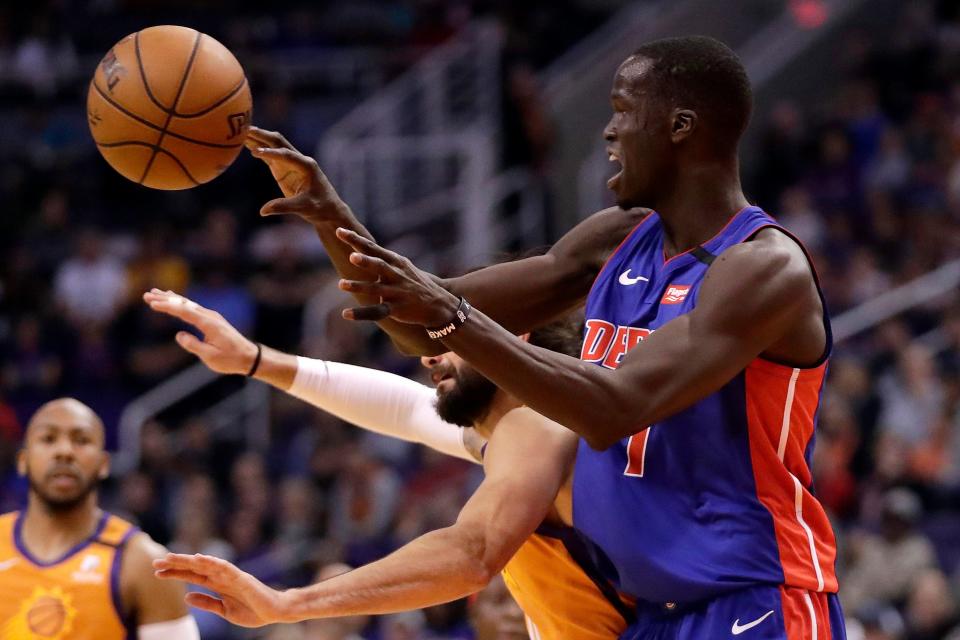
left=661, top=285, right=690, bottom=305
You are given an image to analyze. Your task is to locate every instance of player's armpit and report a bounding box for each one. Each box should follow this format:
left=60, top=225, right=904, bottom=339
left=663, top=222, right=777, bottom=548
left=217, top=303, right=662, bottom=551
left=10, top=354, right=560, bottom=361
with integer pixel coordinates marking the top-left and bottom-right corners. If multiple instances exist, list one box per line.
left=121, top=533, right=190, bottom=625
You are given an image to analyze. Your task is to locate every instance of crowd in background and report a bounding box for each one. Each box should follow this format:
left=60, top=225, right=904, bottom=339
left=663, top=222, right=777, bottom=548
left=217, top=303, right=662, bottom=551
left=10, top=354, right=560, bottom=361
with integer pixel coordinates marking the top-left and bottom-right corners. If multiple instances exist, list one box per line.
left=2, top=0, right=960, bottom=639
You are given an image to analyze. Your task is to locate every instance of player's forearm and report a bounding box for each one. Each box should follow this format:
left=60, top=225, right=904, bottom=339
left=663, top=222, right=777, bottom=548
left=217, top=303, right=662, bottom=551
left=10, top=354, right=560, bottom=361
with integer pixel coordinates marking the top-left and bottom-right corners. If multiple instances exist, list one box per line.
left=288, top=357, right=476, bottom=462
left=441, top=310, right=647, bottom=449
left=250, top=345, right=298, bottom=390
left=312, top=214, right=437, bottom=355
left=277, top=527, right=495, bottom=621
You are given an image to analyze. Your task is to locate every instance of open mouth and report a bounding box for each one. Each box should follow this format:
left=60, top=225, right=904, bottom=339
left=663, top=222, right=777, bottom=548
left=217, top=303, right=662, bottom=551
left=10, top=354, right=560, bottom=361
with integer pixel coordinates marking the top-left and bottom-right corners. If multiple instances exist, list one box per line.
left=607, top=149, right=623, bottom=190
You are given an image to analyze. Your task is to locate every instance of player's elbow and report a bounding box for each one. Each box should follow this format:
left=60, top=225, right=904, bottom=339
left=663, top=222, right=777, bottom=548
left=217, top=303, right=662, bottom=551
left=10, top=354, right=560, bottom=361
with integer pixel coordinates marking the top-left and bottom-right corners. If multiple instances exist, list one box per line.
left=454, top=528, right=507, bottom=589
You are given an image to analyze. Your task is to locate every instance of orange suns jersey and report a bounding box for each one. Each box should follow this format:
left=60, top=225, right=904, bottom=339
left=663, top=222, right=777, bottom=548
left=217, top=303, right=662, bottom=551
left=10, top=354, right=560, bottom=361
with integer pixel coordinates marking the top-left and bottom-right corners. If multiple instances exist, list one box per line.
left=0, top=511, right=138, bottom=640
left=502, top=523, right=635, bottom=640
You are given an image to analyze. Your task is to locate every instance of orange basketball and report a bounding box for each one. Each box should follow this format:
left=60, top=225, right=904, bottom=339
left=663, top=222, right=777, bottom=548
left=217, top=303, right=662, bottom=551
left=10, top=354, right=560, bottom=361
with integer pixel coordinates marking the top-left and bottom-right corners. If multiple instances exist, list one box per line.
left=27, top=596, right=66, bottom=636
left=87, top=25, right=253, bottom=190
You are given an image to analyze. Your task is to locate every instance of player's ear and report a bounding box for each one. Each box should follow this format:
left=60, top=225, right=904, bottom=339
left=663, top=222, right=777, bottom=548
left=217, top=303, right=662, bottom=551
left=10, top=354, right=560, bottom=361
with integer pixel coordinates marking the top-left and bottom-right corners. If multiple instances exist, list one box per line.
left=671, top=109, right=697, bottom=142
left=519, top=333, right=531, bottom=343
left=98, top=452, right=111, bottom=480
left=16, top=449, right=27, bottom=477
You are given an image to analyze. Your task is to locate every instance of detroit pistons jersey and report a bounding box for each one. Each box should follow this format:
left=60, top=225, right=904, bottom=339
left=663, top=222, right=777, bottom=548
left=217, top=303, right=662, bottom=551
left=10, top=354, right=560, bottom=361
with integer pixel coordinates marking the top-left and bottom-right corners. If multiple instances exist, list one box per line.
left=0, top=511, right=138, bottom=640
left=572, top=206, right=839, bottom=605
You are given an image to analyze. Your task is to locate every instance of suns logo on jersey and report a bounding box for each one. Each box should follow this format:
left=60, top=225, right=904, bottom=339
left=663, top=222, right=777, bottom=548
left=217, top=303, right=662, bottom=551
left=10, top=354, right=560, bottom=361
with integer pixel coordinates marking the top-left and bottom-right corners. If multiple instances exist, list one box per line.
left=2, top=585, right=78, bottom=640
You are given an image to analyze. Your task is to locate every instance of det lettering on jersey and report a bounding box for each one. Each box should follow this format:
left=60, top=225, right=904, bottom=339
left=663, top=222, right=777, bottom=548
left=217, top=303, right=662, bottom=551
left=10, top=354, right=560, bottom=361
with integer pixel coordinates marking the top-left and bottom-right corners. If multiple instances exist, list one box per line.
left=71, top=553, right=105, bottom=584
left=581, top=319, right=652, bottom=369
left=660, top=284, right=691, bottom=305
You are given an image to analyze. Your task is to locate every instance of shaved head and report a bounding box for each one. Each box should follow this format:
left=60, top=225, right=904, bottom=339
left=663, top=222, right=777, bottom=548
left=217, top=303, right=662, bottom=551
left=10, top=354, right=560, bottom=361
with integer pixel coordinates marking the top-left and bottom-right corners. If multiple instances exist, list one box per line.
left=26, top=398, right=105, bottom=444
left=20, top=398, right=109, bottom=512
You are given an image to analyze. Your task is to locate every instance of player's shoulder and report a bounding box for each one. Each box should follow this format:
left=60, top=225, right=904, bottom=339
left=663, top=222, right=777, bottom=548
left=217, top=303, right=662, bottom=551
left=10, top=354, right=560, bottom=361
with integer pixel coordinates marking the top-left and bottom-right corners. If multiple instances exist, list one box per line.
left=703, top=227, right=815, bottom=309
left=122, top=531, right=168, bottom=567
left=716, top=227, right=810, bottom=280
left=552, top=206, right=652, bottom=273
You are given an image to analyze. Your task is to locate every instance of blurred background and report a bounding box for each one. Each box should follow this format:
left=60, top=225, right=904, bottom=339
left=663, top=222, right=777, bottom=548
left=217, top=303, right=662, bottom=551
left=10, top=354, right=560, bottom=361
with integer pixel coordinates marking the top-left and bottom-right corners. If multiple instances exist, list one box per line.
left=1, top=0, right=960, bottom=638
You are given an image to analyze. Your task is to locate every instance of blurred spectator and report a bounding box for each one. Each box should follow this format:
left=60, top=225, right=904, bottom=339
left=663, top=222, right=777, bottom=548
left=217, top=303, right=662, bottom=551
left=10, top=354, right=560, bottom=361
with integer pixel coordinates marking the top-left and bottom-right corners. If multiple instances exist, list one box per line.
left=877, top=344, right=945, bottom=447
left=903, top=569, right=960, bottom=639
left=53, top=227, right=126, bottom=328
left=468, top=574, right=529, bottom=640
left=329, top=447, right=402, bottom=564
left=842, top=489, right=938, bottom=613
left=125, top=225, right=191, bottom=301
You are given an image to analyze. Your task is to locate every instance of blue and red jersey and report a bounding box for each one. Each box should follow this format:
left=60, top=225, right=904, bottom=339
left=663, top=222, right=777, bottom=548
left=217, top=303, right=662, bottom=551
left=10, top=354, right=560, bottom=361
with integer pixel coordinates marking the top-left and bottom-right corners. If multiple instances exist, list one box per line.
left=572, top=206, right=839, bottom=605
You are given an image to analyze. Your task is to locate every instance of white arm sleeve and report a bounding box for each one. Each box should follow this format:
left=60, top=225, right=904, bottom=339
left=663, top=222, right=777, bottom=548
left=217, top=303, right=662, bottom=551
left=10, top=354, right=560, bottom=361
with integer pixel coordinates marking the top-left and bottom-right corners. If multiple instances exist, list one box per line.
left=138, top=615, right=200, bottom=640
left=289, top=357, right=477, bottom=463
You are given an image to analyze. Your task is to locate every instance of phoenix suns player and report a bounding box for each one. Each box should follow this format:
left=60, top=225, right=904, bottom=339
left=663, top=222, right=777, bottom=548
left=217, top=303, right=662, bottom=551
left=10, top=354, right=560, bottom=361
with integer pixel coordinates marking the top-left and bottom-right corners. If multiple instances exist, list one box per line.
left=0, top=398, right=198, bottom=639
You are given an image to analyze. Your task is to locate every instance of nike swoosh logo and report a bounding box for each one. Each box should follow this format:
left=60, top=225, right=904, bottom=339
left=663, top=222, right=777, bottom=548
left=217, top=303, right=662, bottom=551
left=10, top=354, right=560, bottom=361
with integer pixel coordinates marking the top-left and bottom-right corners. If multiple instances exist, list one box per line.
left=0, top=558, right=18, bottom=572
left=732, top=610, right=774, bottom=635
left=618, top=269, right=649, bottom=286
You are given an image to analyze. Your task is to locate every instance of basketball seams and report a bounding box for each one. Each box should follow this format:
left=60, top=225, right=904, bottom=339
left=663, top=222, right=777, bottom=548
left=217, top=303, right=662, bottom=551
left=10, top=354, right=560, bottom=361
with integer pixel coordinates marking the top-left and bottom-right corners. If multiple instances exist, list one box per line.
left=138, top=30, right=203, bottom=185
left=133, top=31, right=174, bottom=115
left=90, top=81, right=244, bottom=150
left=172, top=76, right=248, bottom=118
left=96, top=141, right=200, bottom=186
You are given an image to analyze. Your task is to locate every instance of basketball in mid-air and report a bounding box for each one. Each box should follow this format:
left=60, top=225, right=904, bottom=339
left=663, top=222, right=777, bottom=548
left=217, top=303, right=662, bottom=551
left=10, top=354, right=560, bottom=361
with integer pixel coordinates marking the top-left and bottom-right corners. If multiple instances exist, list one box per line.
left=87, top=25, right=252, bottom=190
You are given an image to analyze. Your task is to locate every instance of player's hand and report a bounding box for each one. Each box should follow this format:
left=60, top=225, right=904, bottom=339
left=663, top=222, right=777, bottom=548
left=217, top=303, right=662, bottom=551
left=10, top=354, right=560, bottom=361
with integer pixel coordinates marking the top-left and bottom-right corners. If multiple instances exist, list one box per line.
left=154, top=553, right=290, bottom=627
left=142, top=289, right=258, bottom=375
left=245, top=127, right=348, bottom=224
left=335, top=228, right=461, bottom=326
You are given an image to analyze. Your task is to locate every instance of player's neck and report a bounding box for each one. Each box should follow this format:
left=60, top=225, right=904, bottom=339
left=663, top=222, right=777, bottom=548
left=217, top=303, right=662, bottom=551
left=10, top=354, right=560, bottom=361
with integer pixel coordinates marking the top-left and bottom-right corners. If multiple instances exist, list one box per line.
left=474, top=392, right=521, bottom=438
left=656, top=158, right=749, bottom=259
left=22, top=493, right=102, bottom=559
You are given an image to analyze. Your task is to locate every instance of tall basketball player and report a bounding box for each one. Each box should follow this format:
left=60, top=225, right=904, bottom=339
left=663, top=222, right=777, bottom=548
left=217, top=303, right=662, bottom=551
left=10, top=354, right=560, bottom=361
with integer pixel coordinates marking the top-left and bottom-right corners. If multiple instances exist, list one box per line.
left=237, top=36, right=845, bottom=640
left=0, top=398, right=198, bottom=639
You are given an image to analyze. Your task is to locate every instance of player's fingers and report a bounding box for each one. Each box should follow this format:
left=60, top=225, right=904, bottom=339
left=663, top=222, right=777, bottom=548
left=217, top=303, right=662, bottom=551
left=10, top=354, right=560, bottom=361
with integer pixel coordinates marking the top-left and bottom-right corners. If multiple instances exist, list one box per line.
left=184, top=592, right=227, bottom=616
left=338, top=279, right=395, bottom=298
left=347, top=253, right=395, bottom=277
left=154, top=554, right=203, bottom=571
left=146, top=298, right=216, bottom=333
left=335, top=228, right=401, bottom=265
left=343, top=303, right=391, bottom=322
left=175, top=332, right=219, bottom=360
left=154, top=568, right=212, bottom=586
left=247, top=127, right=295, bottom=150
left=259, top=192, right=315, bottom=217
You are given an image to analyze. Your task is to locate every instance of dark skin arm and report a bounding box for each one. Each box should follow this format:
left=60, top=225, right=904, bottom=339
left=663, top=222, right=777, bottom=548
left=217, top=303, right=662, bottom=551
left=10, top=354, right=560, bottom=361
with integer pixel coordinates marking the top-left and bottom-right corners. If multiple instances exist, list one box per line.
left=244, top=127, right=645, bottom=355
left=336, top=227, right=826, bottom=450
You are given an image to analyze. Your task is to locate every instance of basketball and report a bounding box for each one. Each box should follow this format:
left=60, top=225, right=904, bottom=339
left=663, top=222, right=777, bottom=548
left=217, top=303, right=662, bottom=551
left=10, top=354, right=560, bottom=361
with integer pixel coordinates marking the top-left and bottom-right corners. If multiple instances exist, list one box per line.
left=27, top=596, right=67, bottom=636
left=86, top=25, right=252, bottom=190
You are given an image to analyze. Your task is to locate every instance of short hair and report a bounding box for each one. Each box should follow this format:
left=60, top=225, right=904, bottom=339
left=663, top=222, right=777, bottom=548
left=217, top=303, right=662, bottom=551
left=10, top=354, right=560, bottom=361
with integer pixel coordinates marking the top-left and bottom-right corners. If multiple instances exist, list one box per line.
left=629, top=36, right=752, bottom=147
left=529, top=311, right=584, bottom=358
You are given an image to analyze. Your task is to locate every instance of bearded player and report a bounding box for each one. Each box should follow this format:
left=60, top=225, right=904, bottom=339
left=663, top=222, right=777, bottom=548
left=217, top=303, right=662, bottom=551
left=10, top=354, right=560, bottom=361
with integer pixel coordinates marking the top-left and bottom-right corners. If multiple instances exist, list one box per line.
left=145, top=289, right=632, bottom=639
left=0, top=398, right=198, bottom=639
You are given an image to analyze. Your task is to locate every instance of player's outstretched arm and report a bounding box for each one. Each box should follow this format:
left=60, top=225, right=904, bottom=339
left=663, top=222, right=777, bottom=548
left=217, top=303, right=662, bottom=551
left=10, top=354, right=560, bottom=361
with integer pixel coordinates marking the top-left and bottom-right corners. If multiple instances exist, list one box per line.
left=245, top=129, right=646, bottom=355
left=338, top=228, right=824, bottom=450
left=143, top=289, right=480, bottom=461
left=122, top=532, right=200, bottom=639
left=154, top=408, right=577, bottom=624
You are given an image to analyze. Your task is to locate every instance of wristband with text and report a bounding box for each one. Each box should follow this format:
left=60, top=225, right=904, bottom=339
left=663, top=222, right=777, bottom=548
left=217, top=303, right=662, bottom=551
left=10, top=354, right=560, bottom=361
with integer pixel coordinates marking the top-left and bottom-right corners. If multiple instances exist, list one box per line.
left=426, top=297, right=473, bottom=340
